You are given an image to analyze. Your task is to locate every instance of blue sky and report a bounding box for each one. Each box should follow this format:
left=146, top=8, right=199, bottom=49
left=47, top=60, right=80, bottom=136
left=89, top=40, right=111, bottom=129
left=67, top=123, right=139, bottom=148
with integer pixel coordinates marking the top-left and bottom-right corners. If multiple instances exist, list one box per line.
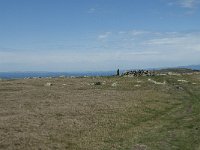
left=0, top=0, right=200, bottom=71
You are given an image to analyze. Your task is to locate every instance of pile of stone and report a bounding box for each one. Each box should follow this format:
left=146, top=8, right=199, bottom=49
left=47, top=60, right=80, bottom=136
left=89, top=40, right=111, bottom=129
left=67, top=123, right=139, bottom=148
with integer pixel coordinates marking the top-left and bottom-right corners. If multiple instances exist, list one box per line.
left=122, top=70, right=155, bottom=77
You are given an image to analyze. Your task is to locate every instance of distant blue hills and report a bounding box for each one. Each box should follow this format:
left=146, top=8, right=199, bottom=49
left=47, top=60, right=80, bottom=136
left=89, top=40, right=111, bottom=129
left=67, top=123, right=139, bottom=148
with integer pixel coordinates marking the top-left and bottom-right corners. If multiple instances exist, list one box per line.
left=180, top=64, right=200, bottom=70
left=0, top=71, right=116, bottom=79
left=0, top=64, right=199, bottom=79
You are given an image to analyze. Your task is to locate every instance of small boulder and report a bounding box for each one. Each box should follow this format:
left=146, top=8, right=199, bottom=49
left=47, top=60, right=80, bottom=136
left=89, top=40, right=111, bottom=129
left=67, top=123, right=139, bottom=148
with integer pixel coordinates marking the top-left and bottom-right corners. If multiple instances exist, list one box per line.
left=94, top=82, right=101, bottom=85
left=45, top=82, right=53, bottom=86
left=176, top=86, right=184, bottom=90
left=111, top=82, right=117, bottom=87
left=102, top=81, right=106, bottom=85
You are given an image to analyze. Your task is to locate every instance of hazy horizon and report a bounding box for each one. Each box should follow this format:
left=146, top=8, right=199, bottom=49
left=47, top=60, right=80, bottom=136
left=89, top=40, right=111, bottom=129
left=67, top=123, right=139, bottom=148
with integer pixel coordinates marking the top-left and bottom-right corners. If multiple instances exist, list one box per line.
left=1, top=0, right=200, bottom=72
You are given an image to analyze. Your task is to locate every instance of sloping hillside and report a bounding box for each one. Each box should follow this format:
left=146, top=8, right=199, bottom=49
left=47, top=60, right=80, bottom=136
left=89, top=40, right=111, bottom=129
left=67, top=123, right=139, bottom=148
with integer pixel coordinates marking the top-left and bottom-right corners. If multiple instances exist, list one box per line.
left=0, top=72, right=200, bottom=149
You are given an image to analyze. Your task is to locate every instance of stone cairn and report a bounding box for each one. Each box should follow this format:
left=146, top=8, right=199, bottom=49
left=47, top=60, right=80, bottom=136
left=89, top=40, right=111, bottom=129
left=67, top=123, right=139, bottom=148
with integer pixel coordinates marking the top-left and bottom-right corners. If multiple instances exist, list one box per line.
left=121, top=70, right=155, bottom=77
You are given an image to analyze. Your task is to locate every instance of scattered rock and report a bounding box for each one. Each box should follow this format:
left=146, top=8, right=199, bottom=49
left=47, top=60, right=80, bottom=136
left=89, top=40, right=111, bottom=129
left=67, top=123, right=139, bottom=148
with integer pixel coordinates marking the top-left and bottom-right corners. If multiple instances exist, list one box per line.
left=62, top=84, right=66, bottom=86
left=111, top=82, right=117, bottom=87
left=94, top=82, right=101, bottom=85
left=177, top=79, right=188, bottom=83
left=102, top=81, right=106, bottom=85
left=168, top=72, right=181, bottom=76
left=122, top=70, right=155, bottom=77
left=148, top=79, right=166, bottom=85
left=136, top=80, right=142, bottom=83
left=192, top=83, right=197, bottom=85
left=134, top=84, right=141, bottom=87
left=45, top=82, right=53, bottom=86
left=176, top=86, right=184, bottom=90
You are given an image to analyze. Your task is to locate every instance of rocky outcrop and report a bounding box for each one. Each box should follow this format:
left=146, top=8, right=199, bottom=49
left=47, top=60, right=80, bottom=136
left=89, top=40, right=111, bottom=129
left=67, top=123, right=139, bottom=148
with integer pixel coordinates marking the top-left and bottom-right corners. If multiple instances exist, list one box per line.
left=122, top=70, right=155, bottom=77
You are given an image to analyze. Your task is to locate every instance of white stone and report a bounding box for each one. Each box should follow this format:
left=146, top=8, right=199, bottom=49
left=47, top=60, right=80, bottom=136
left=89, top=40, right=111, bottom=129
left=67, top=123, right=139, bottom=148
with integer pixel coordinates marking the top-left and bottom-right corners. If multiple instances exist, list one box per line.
left=45, top=82, right=53, bottom=86
left=111, top=82, right=117, bottom=87
left=177, top=79, right=188, bottom=83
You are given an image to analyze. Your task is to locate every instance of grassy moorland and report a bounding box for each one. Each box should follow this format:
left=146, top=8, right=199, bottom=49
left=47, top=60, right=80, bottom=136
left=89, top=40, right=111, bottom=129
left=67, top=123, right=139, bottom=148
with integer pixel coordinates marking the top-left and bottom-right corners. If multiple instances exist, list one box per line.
left=0, top=71, right=200, bottom=150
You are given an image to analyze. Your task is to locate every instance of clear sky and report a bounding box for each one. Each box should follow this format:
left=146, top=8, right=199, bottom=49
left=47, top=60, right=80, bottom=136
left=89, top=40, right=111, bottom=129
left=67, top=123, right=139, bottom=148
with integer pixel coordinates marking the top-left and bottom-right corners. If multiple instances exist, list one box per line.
left=0, top=0, right=200, bottom=71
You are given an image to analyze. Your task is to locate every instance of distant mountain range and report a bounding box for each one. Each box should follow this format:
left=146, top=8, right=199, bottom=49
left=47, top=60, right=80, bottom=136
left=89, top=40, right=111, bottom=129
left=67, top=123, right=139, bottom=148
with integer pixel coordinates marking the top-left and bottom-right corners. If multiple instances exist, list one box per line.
left=181, top=64, right=200, bottom=70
